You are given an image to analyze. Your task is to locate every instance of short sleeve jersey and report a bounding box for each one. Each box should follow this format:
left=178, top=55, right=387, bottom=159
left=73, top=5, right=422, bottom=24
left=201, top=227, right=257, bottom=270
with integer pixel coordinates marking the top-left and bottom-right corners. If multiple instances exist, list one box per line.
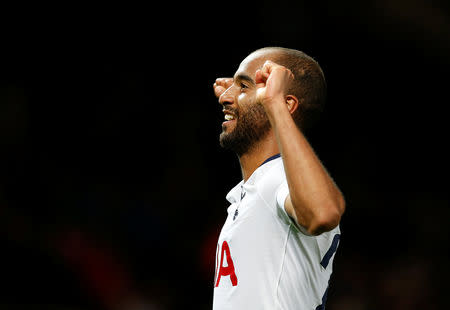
left=213, top=155, right=341, bottom=310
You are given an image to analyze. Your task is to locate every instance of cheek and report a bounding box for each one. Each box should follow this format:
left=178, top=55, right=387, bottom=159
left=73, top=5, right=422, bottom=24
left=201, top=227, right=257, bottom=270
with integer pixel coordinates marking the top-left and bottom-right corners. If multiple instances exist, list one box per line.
left=238, top=93, right=246, bottom=102
left=237, top=92, right=257, bottom=110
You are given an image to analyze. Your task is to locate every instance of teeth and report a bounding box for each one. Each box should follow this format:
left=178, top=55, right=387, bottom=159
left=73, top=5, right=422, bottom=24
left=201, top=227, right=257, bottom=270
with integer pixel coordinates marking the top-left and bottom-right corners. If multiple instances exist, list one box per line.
left=225, top=114, right=235, bottom=121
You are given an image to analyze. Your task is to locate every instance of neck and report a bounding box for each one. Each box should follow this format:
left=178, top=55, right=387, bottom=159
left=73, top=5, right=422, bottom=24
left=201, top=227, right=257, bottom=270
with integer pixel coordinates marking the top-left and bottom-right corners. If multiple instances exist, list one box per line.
left=238, top=132, right=279, bottom=182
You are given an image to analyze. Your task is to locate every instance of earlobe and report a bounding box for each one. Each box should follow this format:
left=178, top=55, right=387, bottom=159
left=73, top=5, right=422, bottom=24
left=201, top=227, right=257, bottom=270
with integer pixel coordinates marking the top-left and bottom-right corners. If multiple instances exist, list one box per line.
left=286, top=95, right=299, bottom=114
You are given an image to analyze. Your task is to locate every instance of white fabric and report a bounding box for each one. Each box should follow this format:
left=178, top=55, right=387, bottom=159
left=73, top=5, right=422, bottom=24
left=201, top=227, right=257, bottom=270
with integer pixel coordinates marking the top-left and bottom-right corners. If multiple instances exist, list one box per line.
left=213, top=157, right=340, bottom=310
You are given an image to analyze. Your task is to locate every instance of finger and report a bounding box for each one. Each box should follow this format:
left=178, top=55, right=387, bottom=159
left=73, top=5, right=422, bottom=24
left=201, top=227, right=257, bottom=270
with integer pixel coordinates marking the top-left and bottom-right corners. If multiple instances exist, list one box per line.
left=214, top=85, right=227, bottom=98
left=255, top=69, right=269, bottom=84
left=214, top=77, right=234, bottom=98
left=255, top=69, right=263, bottom=84
left=215, top=77, right=233, bottom=89
left=220, top=77, right=233, bottom=84
left=257, top=64, right=271, bottom=84
left=261, top=60, right=276, bottom=76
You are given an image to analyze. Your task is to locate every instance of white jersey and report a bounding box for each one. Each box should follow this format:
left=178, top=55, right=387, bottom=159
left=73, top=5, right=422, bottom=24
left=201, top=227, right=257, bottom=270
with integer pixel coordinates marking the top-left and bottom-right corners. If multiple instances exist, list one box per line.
left=213, top=155, right=341, bottom=310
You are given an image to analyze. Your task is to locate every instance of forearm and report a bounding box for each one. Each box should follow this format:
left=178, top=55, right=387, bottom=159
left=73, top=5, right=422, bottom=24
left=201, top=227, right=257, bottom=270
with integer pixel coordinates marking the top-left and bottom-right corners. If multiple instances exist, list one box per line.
left=266, top=100, right=345, bottom=234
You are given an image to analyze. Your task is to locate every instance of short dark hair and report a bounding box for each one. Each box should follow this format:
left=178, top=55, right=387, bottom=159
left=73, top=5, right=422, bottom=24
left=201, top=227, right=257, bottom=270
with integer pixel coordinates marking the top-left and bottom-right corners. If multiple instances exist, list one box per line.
left=254, top=47, right=327, bottom=131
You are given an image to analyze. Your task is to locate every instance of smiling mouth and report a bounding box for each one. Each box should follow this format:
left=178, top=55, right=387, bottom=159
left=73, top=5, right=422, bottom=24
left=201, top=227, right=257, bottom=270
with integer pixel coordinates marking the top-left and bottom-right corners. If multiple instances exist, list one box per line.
left=223, top=109, right=237, bottom=122
left=224, top=114, right=235, bottom=121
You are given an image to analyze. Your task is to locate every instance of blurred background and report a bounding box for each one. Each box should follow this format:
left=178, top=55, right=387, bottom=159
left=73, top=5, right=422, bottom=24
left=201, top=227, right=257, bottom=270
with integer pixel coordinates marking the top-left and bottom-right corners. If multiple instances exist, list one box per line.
left=1, top=1, right=449, bottom=309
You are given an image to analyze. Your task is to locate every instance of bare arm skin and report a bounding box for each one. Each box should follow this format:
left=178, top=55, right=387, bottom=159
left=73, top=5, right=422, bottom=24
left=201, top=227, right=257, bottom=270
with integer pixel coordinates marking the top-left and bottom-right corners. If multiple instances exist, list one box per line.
left=255, top=61, right=345, bottom=236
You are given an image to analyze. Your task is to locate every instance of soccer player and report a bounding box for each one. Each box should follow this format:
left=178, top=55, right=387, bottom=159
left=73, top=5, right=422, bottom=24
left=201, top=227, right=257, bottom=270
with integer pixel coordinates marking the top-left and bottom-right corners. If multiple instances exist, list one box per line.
left=212, top=47, right=345, bottom=310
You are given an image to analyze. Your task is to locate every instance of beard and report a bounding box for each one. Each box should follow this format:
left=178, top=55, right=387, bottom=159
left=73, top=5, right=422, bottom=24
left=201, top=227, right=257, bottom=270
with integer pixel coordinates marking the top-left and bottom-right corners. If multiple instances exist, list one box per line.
left=219, top=103, right=271, bottom=156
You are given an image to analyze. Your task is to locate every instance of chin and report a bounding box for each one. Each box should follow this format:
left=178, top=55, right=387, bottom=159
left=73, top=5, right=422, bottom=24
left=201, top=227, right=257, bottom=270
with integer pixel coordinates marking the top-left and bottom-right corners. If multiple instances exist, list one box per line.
left=219, top=131, right=233, bottom=149
left=221, top=123, right=235, bottom=135
left=219, top=131, right=228, bottom=144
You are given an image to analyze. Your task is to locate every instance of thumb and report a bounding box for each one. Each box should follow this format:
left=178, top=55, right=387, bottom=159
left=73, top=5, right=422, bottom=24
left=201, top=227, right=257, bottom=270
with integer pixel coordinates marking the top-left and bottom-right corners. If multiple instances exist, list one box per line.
left=256, top=86, right=266, bottom=104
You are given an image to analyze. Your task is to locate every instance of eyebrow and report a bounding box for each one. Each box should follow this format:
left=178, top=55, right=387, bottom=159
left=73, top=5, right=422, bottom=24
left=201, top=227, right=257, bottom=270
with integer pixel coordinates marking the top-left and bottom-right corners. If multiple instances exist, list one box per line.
left=234, top=73, right=255, bottom=86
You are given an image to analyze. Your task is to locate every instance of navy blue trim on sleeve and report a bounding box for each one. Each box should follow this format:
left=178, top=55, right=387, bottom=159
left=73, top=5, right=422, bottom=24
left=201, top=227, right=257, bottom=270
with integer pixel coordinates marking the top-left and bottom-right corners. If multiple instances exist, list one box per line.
left=315, top=286, right=329, bottom=310
left=320, top=234, right=341, bottom=269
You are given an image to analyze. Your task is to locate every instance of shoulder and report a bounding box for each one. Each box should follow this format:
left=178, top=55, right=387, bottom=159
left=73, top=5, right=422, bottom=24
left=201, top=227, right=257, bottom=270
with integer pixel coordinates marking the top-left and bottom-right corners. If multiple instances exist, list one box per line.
left=249, top=159, right=292, bottom=222
left=249, top=159, right=286, bottom=209
left=254, top=158, right=286, bottom=191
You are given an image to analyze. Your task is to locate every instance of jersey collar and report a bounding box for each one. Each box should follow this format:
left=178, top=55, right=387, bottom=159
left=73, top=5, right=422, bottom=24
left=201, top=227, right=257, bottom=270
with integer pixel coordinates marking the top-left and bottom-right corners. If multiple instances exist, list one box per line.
left=225, top=154, right=282, bottom=204
left=259, top=153, right=281, bottom=167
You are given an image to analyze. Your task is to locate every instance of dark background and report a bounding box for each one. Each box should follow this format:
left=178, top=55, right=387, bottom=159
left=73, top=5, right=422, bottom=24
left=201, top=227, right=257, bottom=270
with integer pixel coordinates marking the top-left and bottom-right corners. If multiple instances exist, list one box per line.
left=1, top=1, right=449, bottom=309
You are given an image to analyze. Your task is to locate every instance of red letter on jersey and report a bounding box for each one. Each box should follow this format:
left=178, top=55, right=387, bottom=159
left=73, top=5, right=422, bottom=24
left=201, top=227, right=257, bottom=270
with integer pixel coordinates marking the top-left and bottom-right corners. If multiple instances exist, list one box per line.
left=215, top=241, right=238, bottom=287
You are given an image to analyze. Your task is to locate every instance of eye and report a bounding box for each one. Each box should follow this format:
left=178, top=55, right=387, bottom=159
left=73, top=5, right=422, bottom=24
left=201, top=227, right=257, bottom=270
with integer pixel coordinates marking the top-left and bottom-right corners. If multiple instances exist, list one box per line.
left=240, top=82, right=249, bottom=90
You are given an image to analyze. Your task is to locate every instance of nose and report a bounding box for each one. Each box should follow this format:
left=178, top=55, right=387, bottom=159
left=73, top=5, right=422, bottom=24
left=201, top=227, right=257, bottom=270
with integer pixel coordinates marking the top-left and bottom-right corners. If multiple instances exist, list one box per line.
left=219, top=86, right=235, bottom=107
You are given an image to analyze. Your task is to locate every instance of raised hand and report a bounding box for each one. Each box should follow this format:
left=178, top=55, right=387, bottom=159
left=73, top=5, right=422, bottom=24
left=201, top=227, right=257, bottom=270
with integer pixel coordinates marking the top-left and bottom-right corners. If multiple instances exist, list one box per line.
left=213, top=78, right=234, bottom=99
left=255, top=60, right=295, bottom=107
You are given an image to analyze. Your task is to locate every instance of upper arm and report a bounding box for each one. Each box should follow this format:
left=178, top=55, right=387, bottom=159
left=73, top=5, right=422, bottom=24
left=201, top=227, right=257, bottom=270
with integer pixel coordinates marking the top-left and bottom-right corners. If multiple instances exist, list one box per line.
left=275, top=179, right=342, bottom=236
left=283, top=195, right=297, bottom=223
left=283, top=193, right=341, bottom=236
left=276, top=187, right=312, bottom=235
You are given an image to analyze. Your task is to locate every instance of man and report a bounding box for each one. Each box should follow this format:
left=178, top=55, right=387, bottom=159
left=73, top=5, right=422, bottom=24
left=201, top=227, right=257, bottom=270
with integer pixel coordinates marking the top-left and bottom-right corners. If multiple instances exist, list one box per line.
left=212, top=47, right=345, bottom=310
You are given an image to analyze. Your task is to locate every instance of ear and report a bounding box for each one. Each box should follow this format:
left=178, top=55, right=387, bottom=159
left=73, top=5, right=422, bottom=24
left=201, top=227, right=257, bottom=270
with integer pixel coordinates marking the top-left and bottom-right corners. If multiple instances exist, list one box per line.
left=285, top=95, right=300, bottom=115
